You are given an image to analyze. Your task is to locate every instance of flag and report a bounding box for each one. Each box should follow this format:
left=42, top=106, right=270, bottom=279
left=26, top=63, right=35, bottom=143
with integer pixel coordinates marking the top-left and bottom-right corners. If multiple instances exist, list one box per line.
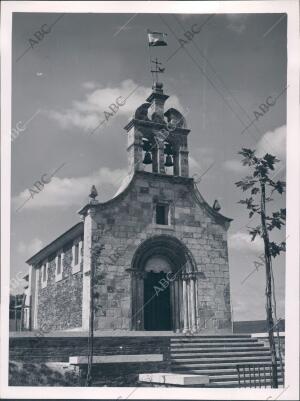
left=148, top=31, right=167, bottom=46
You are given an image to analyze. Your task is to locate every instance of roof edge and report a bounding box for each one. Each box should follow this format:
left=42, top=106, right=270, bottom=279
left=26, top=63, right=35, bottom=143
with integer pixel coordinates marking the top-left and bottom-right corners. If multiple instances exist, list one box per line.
left=78, top=171, right=194, bottom=216
left=26, top=222, right=83, bottom=266
left=192, top=183, right=233, bottom=228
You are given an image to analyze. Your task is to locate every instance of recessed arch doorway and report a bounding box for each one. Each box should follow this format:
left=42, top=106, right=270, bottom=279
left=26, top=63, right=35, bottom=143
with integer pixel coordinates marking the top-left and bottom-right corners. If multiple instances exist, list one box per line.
left=129, top=235, right=198, bottom=332
left=144, top=256, right=172, bottom=331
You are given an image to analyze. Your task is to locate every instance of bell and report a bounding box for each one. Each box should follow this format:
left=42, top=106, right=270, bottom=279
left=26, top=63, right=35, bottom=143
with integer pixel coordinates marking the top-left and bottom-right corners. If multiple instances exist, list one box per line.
left=143, top=151, right=152, bottom=165
left=165, top=154, right=174, bottom=167
left=142, top=139, right=151, bottom=152
left=164, top=143, right=172, bottom=155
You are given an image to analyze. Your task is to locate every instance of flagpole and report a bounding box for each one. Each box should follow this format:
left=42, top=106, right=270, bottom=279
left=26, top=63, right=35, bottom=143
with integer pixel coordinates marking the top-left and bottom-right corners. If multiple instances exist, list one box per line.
left=146, top=29, right=154, bottom=86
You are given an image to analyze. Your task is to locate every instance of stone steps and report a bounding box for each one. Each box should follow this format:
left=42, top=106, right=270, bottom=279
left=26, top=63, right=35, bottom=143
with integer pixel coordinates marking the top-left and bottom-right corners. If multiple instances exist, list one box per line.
left=171, top=342, right=264, bottom=349
left=170, top=335, right=284, bottom=388
left=175, top=367, right=284, bottom=376
left=170, top=334, right=252, bottom=339
left=171, top=343, right=264, bottom=351
left=172, top=356, right=274, bottom=363
left=171, top=349, right=271, bottom=357
left=207, top=379, right=284, bottom=388
left=171, top=344, right=265, bottom=353
left=171, top=338, right=258, bottom=344
left=206, top=372, right=284, bottom=382
left=172, top=360, right=283, bottom=369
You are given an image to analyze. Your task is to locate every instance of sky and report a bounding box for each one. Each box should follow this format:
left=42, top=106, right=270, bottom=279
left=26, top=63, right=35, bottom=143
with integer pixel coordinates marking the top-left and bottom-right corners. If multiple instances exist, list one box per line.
left=11, top=12, right=287, bottom=321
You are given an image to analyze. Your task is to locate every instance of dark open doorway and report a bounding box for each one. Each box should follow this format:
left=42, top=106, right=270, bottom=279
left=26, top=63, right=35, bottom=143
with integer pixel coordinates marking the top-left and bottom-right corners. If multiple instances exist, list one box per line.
left=144, top=271, right=171, bottom=331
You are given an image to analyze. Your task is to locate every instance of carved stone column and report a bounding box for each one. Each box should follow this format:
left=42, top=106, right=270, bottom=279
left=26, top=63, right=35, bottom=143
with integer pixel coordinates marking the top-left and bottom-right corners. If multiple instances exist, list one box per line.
left=174, top=278, right=180, bottom=332
left=158, top=142, right=165, bottom=174
left=128, top=269, right=145, bottom=330
left=186, top=277, right=190, bottom=331
left=152, top=145, right=159, bottom=173
left=179, top=277, right=183, bottom=331
left=182, top=276, right=188, bottom=333
left=190, top=275, right=197, bottom=333
left=136, top=271, right=144, bottom=330
left=173, top=144, right=180, bottom=176
left=130, top=270, right=137, bottom=330
left=170, top=280, right=176, bottom=331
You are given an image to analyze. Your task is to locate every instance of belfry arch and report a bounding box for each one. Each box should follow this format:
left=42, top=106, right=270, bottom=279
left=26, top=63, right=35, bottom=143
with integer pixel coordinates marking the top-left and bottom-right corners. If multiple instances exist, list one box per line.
left=128, top=235, right=199, bottom=332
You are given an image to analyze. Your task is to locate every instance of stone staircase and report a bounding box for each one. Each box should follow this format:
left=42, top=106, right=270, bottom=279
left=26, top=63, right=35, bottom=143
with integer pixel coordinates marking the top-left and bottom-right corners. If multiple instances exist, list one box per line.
left=170, top=335, right=284, bottom=387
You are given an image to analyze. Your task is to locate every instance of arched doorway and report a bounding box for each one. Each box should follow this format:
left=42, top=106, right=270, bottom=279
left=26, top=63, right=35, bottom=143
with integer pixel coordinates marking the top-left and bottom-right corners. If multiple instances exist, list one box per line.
left=143, top=256, right=172, bottom=331
left=129, top=235, right=198, bottom=332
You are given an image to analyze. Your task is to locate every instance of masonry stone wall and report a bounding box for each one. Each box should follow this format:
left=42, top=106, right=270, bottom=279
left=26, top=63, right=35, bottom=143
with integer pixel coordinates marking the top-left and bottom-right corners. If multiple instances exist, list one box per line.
left=37, top=240, right=83, bottom=331
left=9, top=335, right=171, bottom=386
left=90, top=171, right=231, bottom=331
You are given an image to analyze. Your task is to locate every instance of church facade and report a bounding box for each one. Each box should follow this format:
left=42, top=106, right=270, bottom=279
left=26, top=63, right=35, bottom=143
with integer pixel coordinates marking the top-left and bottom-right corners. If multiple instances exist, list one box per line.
left=25, top=82, right=232, bottom=334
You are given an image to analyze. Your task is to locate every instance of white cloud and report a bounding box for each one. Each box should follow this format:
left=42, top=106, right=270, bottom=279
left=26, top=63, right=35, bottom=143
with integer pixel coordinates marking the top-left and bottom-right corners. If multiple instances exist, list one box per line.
left=47, top=79, right=183, bottom=133
left=256, top=124, right=286, bottom=161
left=224, top=125, right=286, bottom=177
left=17, top=238, right=43, bottom=256
left=189, top=156, right=201, bottom=172
left=12, top=167, right=127, bottom=210
left=189, top=147, right=215, bottom=177
left=228, top=231, right=264, bottom=253
left=81, top=81, right=99, bottom=90
left=223, top=159, right=248, bottom=173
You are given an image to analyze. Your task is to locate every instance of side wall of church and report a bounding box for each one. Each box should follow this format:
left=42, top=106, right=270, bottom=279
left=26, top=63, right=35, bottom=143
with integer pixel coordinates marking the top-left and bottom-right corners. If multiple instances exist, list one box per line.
left=90, top=172, right=231, bottom=331
left=35, top=240, right=83, bottom=332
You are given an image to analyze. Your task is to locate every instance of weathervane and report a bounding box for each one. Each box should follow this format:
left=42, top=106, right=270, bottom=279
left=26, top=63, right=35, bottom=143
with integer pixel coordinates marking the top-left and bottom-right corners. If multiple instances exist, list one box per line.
left=151, top=58, right=165, bottom=84
left=147, top=30, right=168, bottom=85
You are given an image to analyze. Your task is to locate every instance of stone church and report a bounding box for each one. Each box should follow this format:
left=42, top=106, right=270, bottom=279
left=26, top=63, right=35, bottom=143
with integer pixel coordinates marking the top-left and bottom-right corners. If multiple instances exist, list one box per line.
left=25, top=81, right=232, bottom=334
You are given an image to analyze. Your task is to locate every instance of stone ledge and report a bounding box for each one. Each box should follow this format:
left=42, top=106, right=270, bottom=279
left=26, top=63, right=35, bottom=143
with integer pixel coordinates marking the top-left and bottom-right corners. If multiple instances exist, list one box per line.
left=69, top=354, right=163, bottom=364
left=139, top=372, right=209, bottom=386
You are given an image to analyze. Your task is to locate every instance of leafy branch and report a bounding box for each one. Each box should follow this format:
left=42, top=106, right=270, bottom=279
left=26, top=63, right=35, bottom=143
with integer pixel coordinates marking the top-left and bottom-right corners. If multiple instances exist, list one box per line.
left=235, top=148, right=286, bottom=389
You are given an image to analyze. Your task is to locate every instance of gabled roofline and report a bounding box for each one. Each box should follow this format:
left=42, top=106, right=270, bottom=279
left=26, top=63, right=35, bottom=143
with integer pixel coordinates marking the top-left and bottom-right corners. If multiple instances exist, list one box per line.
left=78, top=171, right=195, bottom=216
left=192, top=184, right=233, bottom=228
left=26, top=222, right=83, bottom=266
left=78, top=170, right=232, bottom=227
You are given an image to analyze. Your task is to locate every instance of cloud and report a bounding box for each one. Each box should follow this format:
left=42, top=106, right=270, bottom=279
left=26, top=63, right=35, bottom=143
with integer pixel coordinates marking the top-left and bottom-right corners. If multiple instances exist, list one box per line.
left=256, top=124, right=286, bottom=161
left=256, top=125, right=286, bottom=180
left=12, top=167, right=127, bottom=210
left=224, top=125, right=286, bottom=177
left=81, top=81, right=99, bottom=90
left=228, top=231, right=264, bottom=253
left=17, top=238, right=43, bottom=256
left=226, top=14, right=247, bottom=34
left=189, top=156, right=201, bottom=172
left=189, top=147, right=215, bottom=176
left=47, top=79, right=183, bottom=133
left=223, top=159, right=248, bottom=174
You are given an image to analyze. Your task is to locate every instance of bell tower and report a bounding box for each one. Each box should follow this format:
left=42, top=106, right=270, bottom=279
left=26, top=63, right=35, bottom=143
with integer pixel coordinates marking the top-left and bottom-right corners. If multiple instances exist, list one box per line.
left=124, top=81, right=190, bottom=177
left=124, top=32, right=190, bottom=177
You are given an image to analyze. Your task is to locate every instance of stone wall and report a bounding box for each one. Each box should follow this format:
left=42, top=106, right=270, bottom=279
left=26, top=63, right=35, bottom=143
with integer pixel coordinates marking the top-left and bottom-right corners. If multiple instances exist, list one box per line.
left=9, top=335, right=171, bottom=364
left=233, top=319, right=285, bottom=333
left=37, top=241, right=83, bottom=331
left=89, top=171, right=231, bottom=331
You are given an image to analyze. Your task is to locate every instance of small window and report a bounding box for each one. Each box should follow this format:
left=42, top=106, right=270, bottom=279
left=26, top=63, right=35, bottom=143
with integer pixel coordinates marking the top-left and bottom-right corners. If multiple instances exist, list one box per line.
left=74, top=243, right=79, bottom=265
left=41, top=263, right=48, bottom=288
left=42, top=264, right=47, bottom=282
left=156, top=204, right=169, bottom=225
left=57, top=254, right=62, bottom=274
left=55, top=252, right=63, bottom=282
left=72, top=240, right=82, bottom=275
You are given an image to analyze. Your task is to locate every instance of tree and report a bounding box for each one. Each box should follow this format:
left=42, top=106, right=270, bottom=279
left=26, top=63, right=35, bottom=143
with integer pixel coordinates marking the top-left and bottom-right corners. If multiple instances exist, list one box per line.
left=235, top=148, right=286, bottom=388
